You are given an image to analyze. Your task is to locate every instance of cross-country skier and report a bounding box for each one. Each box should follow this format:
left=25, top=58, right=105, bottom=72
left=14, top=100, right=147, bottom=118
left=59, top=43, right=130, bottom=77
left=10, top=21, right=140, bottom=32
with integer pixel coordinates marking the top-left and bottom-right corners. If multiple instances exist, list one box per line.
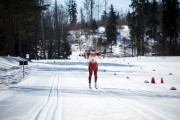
left=82, top=49, right=104, bottom=89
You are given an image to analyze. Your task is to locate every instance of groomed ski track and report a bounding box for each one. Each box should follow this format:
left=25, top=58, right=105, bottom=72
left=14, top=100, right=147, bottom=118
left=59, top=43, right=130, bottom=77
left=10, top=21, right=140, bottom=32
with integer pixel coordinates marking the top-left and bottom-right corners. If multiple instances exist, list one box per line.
left=0, top=57, right=180, bottom=120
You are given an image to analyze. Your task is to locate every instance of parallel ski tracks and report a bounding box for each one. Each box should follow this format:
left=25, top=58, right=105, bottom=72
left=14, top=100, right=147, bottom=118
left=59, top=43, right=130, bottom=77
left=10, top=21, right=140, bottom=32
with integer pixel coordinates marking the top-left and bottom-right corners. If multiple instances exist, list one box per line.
left=109, top=73, right=179, bottom=120
left=51, top=61, right=178, bottom=120
left=34, top=65, right=63, bottom=120
left=92, top=87, right=177, bottom=120
left=86, top=70, right=176, bottom=120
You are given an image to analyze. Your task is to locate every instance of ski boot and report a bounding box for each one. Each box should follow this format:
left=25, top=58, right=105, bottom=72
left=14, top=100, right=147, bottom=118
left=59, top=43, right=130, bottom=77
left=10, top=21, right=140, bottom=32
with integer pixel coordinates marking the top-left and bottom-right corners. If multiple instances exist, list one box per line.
left=89, top=83, right=92, bottom=89
left=95, top=82, right=98, bottom=89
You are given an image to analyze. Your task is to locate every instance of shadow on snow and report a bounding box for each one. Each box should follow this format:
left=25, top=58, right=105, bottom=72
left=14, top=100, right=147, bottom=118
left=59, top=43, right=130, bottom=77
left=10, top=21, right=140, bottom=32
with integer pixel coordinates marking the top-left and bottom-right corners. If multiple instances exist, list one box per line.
left=7, top=86, right=180, bottom=99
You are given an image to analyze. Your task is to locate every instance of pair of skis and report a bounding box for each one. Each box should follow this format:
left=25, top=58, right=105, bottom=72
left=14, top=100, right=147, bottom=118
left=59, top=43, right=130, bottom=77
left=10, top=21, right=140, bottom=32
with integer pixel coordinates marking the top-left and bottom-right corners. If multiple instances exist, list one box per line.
left=89, top=86, right=98, bottom=89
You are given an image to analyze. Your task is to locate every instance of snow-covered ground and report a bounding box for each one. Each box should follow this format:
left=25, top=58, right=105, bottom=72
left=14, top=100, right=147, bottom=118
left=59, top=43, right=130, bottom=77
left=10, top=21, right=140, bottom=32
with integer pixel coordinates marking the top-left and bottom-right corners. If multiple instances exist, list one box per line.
left=0, top=52, right=180, bottom=120
left=0, top=56, right=27, bottom=85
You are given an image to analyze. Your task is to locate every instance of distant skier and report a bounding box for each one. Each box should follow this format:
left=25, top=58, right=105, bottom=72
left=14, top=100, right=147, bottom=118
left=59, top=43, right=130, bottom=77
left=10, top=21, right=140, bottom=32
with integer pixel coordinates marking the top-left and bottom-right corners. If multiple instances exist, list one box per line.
left=82, top=49, right=104, bottom=89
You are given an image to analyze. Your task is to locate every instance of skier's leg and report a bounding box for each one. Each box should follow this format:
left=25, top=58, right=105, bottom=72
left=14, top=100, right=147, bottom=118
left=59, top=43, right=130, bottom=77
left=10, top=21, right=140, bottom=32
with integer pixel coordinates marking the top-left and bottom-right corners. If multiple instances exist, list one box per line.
left=94, top=66, right=98, bottom=88
left=94, top=66, right=98, bottom=83
left=88, top=67, right=93, bottom=83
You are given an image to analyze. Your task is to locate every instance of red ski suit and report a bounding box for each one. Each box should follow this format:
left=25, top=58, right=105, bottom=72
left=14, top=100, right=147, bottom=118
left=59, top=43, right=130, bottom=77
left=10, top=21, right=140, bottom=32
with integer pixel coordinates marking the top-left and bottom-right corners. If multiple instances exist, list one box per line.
left=83, top=52, right=102, bottom=83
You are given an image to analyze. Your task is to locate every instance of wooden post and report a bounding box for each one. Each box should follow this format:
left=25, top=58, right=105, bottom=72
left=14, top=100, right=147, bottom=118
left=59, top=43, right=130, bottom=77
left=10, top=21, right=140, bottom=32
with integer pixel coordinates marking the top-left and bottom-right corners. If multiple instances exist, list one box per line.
left=19, top=61, right=28, bottom=79
left=23, top=63, right=24, bottom=78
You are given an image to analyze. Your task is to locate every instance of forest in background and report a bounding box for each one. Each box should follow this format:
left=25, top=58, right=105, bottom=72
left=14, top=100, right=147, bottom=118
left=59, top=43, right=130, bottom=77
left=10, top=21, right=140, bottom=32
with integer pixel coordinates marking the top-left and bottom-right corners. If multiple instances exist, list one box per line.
left=0, top=0, right=179, bottom=59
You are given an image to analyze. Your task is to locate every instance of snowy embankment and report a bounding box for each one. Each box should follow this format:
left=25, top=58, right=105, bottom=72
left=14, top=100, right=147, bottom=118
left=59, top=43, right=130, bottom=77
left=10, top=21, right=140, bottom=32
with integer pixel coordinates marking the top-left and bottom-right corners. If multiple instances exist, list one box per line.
left=0, top=56, right=27, bottom=85
left=0, top=54, right=180, bottom=120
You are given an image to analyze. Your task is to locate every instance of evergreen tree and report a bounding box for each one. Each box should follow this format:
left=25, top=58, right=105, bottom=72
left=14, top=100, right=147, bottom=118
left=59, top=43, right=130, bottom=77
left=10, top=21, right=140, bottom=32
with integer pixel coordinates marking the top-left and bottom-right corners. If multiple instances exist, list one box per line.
left=146, top=0, right=159, bottom=39
left=105, top=4, right=118, bottom=52
left=61, top=41, right=72, bottom=59
left=101, top=11, right=108, bottom=26
left=68, top=0, right=77, bottom=27
left=80, top=8, right=85, bottom=28
left=91, top=19, right=98, bottom=34
left=43, top=10, right=54, bottom=59
left=162, top=0, right=179, bottom=55
left=40, top=4, right=72, bottom=59
left=90, top=0, right=95, bottom=22
left=143, top=0, right=159, bottom=55
left=127, top=12, right=136, bottom=57
left=0, top=0, right=48, bottom=57
left=128, top=0, right=149, bottom=56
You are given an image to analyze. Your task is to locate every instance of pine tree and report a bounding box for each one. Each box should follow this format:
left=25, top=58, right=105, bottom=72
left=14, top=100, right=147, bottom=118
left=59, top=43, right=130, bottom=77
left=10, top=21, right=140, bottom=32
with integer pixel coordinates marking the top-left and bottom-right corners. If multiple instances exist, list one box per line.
left=0, top=0, right=48, bottom=57
left=90, top=0, right=95, bottom=23
left=91, top=19, right=98, bottom=34
left=105, top=4, right=118, bottom=52
left=68, top=0, right=77, bottom=27
left=127, top=12, right=136, bottom=57
left=146, top=0, right=159, bottom=39
left=162, top=0, right=179, bottom=55
left=128, top=0, right=149, bottom=56
left=101, top=11, right=108, bottom=26
left=143, top=0, right=159, bottom=55
left=43, top=10, right=54, bottom=59
left=80, top=8, right=85, bottom=28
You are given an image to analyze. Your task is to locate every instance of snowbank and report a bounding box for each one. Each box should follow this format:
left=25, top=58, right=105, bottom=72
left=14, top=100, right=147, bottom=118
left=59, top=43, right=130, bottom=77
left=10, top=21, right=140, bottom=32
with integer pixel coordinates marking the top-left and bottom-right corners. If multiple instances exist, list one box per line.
left=0, top=56, right=28, bottom=85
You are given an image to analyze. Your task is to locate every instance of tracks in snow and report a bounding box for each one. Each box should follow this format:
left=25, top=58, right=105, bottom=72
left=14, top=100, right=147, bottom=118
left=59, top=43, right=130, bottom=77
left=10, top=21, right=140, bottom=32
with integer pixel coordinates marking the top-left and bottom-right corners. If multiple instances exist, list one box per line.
left=35, top=66, right=63, bottom=120
left=91, top=87, right=177, bottom=120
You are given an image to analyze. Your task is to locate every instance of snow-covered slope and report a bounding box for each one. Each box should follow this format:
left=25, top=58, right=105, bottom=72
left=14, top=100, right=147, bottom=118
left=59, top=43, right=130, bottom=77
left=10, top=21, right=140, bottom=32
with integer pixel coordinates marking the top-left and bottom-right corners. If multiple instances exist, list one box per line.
left=0, top=56, right=28, bottom=85
left=0, top=53, right=180, bottom=120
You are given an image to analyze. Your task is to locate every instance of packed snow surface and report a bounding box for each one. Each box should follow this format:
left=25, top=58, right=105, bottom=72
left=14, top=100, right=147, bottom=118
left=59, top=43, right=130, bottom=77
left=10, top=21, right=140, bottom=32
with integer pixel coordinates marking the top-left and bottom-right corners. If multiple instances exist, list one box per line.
left=0, top=53, right=180, bottom=120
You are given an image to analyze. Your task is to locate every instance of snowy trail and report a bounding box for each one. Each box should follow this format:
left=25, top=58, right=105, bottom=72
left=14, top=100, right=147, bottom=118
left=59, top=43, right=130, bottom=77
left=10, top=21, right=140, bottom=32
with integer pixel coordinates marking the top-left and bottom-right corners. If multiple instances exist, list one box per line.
left=0, top=57, right=180, bottom=120
left=31, top=63, right=63, bottom=120
left=58, top=59, right=180, bottom=120
left=0, top=62, right=64, bottom=120
left=35, top=69, right=63, bottom=120
left=95, top=88, right=178, bottom=120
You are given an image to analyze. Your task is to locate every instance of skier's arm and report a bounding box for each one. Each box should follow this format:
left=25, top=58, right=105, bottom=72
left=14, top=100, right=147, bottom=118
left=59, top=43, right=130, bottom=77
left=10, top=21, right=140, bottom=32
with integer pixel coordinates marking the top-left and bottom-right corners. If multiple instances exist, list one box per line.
left=82, top=52, right=90, bottom=59
left=97, top=53, right=105, bottom=58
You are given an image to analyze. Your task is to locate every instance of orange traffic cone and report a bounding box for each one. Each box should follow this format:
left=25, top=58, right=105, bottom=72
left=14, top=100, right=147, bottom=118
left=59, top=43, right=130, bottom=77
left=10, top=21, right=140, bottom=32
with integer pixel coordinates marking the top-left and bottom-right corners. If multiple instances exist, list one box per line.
left=160, top=77, right=164, bottom=83
left=151, top=77, right=156, bottom=83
